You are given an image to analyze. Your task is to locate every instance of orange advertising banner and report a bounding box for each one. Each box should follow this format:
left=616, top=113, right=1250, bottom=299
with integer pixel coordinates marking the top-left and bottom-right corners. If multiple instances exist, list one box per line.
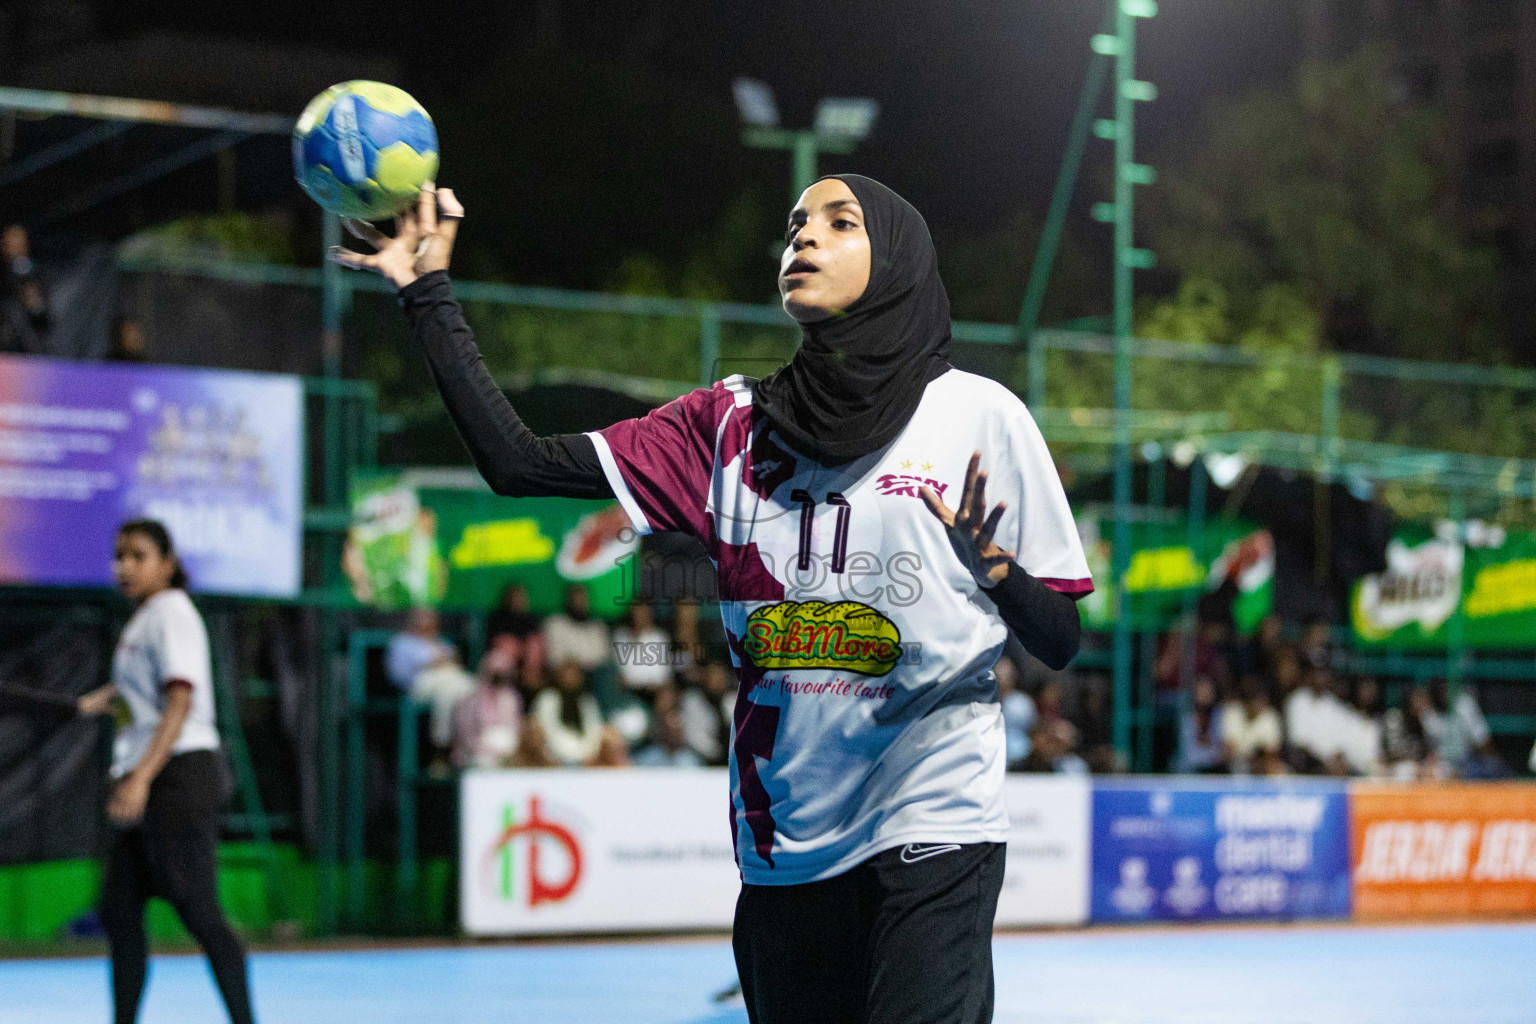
left=1351, top=783, right=1536, bottom=920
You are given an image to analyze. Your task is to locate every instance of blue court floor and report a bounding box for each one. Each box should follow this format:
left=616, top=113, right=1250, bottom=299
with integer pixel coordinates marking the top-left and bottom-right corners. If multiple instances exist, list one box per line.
left=2, top=922, right=1533, bottom=1024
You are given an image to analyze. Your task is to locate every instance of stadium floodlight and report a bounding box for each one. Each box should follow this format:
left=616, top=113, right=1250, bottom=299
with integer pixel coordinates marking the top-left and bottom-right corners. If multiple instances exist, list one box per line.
left=732, top=78, right=780, bottom=129
left=814, top=98, right=879, bottom=141
left=734, top=82, right=879, bottom=203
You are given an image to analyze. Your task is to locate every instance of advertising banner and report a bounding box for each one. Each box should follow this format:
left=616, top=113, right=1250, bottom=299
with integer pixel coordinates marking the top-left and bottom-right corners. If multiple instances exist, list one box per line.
left=995, top=775, right=1091, bottom=927
left=1091, top=779, right=1351, bottom=923
left=346, top=470, right=638, bottom=614
left=460, top=769, right=739, bottom=935
left=1351, top=527, right=1536, bottom=649
left=0, top=354, right=303, bottom=596
left=1351, top=783, right=1536, bottom=920
left=1077, top=514, right=1273, bottom=634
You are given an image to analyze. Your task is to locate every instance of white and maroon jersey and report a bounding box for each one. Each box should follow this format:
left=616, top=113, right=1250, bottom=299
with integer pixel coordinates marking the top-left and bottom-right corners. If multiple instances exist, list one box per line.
left=588, top=368, right=1091, bottom=884
left=110, top=588, right=219, bottom=779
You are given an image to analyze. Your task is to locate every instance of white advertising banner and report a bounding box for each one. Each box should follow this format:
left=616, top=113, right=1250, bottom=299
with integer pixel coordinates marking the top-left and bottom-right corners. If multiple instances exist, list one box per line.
left=994, top=775, right=1092, bottom=927
left=461, top=770, right=1091, bottom=935
left=460, top=769, right=739, bottom=936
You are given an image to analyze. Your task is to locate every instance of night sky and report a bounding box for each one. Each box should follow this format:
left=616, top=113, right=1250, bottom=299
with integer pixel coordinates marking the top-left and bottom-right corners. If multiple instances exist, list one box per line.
left=105, top=1, right=1300, bottom=224
left=68, top=1, right=1306, bottom=296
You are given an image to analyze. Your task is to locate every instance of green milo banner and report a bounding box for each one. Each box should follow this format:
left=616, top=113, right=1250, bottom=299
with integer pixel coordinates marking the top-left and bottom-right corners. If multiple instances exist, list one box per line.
left=1076, top=513, right=1274, bottom=633
left=344, top=470, right=637, bottom=615
left=1351, top=527, right=1536, bottom=649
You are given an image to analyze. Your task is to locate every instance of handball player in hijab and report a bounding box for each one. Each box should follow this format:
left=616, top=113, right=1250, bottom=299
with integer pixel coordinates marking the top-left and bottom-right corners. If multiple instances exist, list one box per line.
left=335, top=174, right=1091, bottom=1024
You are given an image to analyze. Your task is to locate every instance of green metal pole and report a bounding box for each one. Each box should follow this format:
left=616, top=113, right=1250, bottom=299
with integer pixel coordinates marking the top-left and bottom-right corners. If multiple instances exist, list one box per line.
left=699, top=303, right=721, bottom=387
left=1017, top=9, right=1113, bottom=347
left=1320, top=355, right=1342, bottom=482
left=1108, top=0, right=1149, bottom=764
left=1178, top=456, right=1208, bottom=693
left=1446, top=488, right=1467, bottom=702
left=316, top=211, right=344, bottom=935
left=791, top=131, right=819, bottom=202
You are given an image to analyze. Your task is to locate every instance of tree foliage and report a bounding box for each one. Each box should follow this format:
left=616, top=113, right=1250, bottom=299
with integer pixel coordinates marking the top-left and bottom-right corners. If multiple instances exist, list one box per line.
left=1147, top=50, right=1505, bottom=364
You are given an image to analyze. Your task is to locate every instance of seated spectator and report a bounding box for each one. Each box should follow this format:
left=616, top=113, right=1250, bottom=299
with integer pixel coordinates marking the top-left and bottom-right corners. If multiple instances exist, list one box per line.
left=532, top=660, right=607, bottom=766
left=1384, top=685, right=1440, bottom=780
left=452, top=644, right=523, bottom=770
left=485, top=582, right=545, bottom=689
left=589, top=726, right=633, bottom=768
left=1035, top=680, right=1069, bottom=734
left=612, top=601, right=674, bottom=697
left=1430, top=681, right=1508, bottom=779
left=1, top=224, right=47, bottom=354
left=1176, top=677, right=1228, bottom=774
left=1234, top=615, right=1284, bottom=682
left=634, top=700, right=705, bottom=767
left=1074, top=675, right=1121, bottom=773
left=386, top=608, right=477, bottom=767
left=543, top=583, right=612, bottom=672
left=1301, top=619, right=1334, bottom=671
left=995, top=657, right=1036, bottom=769
left=680, top=661, right=735, bottom=766
left=1340, top=677, right=1385, bottom=777
left=1285, top=667, right=1357, bottom=775
left=510, top=717, right=557, bottom=768
left=1221, top=675, right=1283, bottom=774
left=1018, top=718, right=1088, bottom=775
left=108, top=316, right=147, bottom=362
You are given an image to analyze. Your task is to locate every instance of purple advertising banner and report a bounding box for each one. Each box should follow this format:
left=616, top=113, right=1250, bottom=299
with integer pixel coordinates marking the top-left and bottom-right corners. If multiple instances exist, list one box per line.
left=0, top=354, right=304, bottom=597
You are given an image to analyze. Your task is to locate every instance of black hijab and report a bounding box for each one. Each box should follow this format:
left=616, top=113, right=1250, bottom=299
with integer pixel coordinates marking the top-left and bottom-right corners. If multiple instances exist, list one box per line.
left=753, top=174, right=953, bottom=465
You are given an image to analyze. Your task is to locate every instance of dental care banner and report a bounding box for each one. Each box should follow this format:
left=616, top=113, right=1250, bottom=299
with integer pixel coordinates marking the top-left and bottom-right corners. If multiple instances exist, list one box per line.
left=0, top=354, right=303, bottom=596
left=1351, top=526, right=1536, bottom=649
left=1091, top=778, right=1351, bottom=923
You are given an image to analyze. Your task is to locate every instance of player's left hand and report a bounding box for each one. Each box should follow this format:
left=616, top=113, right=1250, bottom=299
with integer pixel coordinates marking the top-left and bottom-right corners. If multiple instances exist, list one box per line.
left=920, top=450, right=1017, bottom=589
left=108, top=775, right=151, bottom=826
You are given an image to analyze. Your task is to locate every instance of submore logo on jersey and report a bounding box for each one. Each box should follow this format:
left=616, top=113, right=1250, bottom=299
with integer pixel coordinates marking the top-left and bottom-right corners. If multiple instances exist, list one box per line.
left=481, top=795, right=583, bottom=909
left=744, top=600, right=903, bottom=676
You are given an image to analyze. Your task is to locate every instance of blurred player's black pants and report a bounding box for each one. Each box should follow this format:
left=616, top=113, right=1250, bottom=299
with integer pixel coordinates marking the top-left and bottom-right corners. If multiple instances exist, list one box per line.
left=733, top=841, right=1006, bottom=1024
left=99, top=751, right=255, bottom=1024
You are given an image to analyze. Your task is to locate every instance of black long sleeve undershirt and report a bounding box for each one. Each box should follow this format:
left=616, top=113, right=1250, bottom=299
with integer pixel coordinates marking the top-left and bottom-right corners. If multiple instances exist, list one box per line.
left=399, top=270, right=1080, bottom=667
left=399, top=271, right=611, bottom=499
left=982, top=570, right=1083, bottom=671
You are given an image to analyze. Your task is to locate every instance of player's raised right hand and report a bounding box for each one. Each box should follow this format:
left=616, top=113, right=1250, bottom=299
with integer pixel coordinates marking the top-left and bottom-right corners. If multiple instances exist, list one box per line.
left=328, top=182, right=463, bottom=290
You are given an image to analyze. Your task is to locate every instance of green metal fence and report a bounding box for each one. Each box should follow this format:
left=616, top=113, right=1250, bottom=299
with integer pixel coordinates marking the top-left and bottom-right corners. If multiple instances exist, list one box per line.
left=117, top=255, right=1536, bottom=931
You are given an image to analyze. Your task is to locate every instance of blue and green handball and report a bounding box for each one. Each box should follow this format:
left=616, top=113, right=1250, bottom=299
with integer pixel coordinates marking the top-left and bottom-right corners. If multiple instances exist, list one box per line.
left=293, top=81, right=439, bottom=221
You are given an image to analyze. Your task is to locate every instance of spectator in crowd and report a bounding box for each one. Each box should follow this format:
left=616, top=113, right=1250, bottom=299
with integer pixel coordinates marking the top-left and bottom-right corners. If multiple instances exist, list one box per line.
left=509, top=717, right=557, bottom=768
left=1384, top=684, right=1440, bottom=780
left=612, top=601, right=673, bottom=697
left=1301, top=619, right=1334, bottom=671
left=531, top=659, right=607, bottom=766
left=590, top=727, right=633, bottom=767
left=452, top=643, right=523, bottom=770
left=1176, top=677, right=1228, bottom=774
left=1429, top=682, right=1508, bottom=780
left=995, top=656, right=1035, bottom=769
left=108, top=316, right=147, bottom=362
left=680, top=660, right=734, bottom=765
left=1018, top=718, right=1087, bottom=775
left=1340, top=677, right=1385, bottom=777
left=1221, top=675, right=1283, bottom=774
left=1269, top=645, right=1303, bottom=705
left=1235, top=615, right=1284, bottom=681
left=385, top=608, right=477, bottom=768
left=543, top=583, right=612, bottom=672
left=1073, top=675, right=1121, bottom=774
left=634, top=692, right=705, bottom=767
left=1, top=224, right=47, bottom=354
left=485, top=582, right=545, bottom=689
